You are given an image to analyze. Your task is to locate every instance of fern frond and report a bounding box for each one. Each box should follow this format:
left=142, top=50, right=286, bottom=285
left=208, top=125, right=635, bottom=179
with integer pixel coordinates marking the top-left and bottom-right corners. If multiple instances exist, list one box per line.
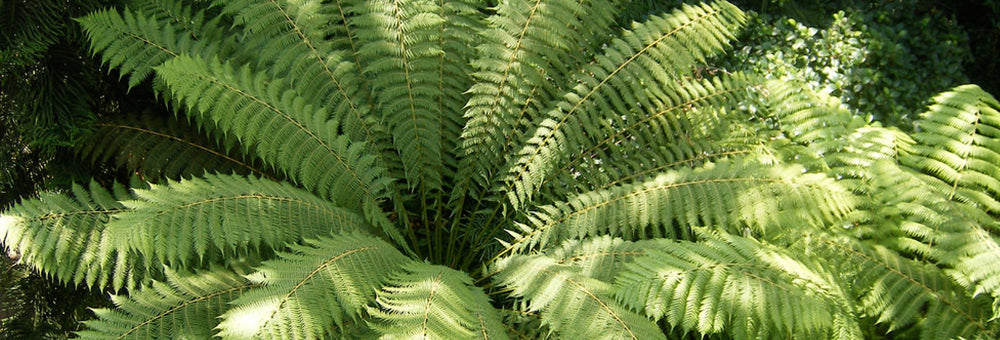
left=0, top=181, right=151, bottom=290
left=819, top=238, right=993, bottom=339
left=432, top=0, right=485, bottom=187
left=903, top=84, right=1000, bottom=214
left=216, top=232, right=409, bottom=340
left=860, top=160, right=1000, bottom=320
left=460, top=0, right=625, bottom=187
left=77, top=266, right=255, bottom=340
left=154, top=55, right=402, bottom=244
left=502, top=1, right=746, bottom=210
left=544, top=235, right=669, bottom=282
left=357, top=0, right=448, bottom=191
left=494, top=254, right=665, bottom=340
left=535, top=74, right=764, bottom=202
left=104, top=174, right=376, bottom=269
left=126, top=0, right=220, bottom=40
left=77, top=113, right=269, bottom=180
left=222, top=0, right=389, bottom=157
left=76, top=4, right=228, bottom=89
left=615, top=230, right=859, bottom=339
left=368, top=261, right=508, bottom=340
left=503, top=158, right=855, bottom=254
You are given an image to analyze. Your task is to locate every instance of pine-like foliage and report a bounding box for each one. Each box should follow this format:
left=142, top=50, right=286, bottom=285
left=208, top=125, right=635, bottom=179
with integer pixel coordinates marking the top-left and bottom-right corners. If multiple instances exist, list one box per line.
left=2, top=0, right=1000, bottom=339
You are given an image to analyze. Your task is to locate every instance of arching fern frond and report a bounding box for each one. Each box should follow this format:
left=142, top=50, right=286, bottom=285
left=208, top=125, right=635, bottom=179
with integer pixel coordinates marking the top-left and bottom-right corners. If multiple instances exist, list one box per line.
left=534, top=74, right=764, bottom=203
left=503, top=158, right=855, bottom=254
left=0, top=181, right=152, bottom=290
left=460, top=0, right=625, bottom=188
left=216, top=232, right=408, bottom=340
left=76, top=3, right=230, bottom=89
left=77, top=113, right=269, bottom=180
left=502, top=1, right=746, bottom=210
left=763, top=79, right=866, bottom=147
left=545, top=236, right=667, bottom=282
left=860, top=160, right=1000, bottom=320
left=357, top=0, right=448, bottom=192
left=104, top=174, right=376, bottom=269
left=77, top=266, right=255, bottom=340
left=154, top=55, right=401, bottom=244
left=494, top=254, right=665, bottom=340
left=368, top=261, right=508, bottom=340
left=615, top=230, right=859, bottom=339
left=902, top=84, right=1000, bottom=214
left=221, top=0, right=389, bottom=157
left=818, top=237, right=994, bottom=339
left=126, top=0, right=221, bottom=41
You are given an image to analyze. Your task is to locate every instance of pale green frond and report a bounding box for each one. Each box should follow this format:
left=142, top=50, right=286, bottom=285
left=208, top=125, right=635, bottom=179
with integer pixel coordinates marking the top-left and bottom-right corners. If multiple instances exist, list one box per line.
left=535, top=74, right=765, bottom=202
left=77, top=113, right=270, bottom=180
left=0, top=181, right=153, bottom=290
left=504, top=158, right=855, bottom=254
left=432, top=0, right=485, bottom=187
left=494, top=254, right=665, bottom=340
left=216, top=232, right=409, bottom=340
left=860, top=160, right=1000, bottom=321
left=903, top=84, right=1000, bottom=214
left=154, top=55, right=402, bottom=244
left=615, top=230, right=859, bottom=339
left=460, top=0, right=626, bottom=191
left=222, top=0, right=389, bottom=157
left=763, top=79, right=867, bottom=147
left=368, top=261, right=508, bottom=340
left=823, top=126, right=915, bottom=184
left=545, top=235, right=668, bottom=282
left=104, top=174, right=376, bottom=269
left=820, top=238, right=994, bottom=339
left=77, top=266, right=255, bottom=340
left=502, top=1, right=746, bottom=210
left=357, top=0, right=448, bottom=191
left=76, top=3, right=230, bottom=89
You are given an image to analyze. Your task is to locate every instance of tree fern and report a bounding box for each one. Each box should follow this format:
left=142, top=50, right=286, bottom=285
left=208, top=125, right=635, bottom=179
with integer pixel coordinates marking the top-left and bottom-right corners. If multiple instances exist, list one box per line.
left=221, top=0, right=390, bottom=158
left=460, top=0, right=624, bottom=190
left=903, top=84, right=1000, bottom=214
left=76, top=3, right=227, bottom=89
left=1, top=0, right=998, bottom=338
left=155, top=55, right=402, bottom=243
left=817, top=237, right=994, bottom=339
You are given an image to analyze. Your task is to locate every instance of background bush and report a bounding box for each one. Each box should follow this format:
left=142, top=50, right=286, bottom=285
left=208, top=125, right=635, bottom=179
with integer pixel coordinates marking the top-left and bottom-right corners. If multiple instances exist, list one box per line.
left=629, top=0, right=991, bottom=129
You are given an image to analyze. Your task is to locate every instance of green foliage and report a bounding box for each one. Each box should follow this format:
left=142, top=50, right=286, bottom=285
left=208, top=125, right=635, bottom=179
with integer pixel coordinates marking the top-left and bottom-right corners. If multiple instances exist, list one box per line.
left=720, top=0, right=972, bottom=128
left=77, top=113, right=270, bottom=180
left=2, top=0, right=1000, bottom=339
left=216, top=233, right=407, bottom=339
left=77, top=266, right=255, bottom=339
left=369, top=262, right=507, bottom=340
left=615, top=230, right=859, bottom=339
left=495, top=254, right=664, bottom=340
left=0, top=181, right=154, bottom=290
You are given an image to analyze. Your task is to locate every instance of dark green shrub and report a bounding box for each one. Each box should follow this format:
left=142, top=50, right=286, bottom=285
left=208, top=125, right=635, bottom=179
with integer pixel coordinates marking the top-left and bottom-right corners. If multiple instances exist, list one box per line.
left=717, top=0, right=972, bottom=129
